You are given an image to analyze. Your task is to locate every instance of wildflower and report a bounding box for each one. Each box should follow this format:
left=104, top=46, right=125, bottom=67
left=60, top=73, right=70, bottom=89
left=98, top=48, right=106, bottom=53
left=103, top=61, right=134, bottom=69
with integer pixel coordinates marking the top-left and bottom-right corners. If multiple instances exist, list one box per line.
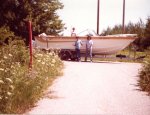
left=8, top=54, right=13, bottom=57
left=5, top=68, right=9, bottom=72
left=36, top=53, right=43, bottom=57
left=7, top=92, right=12, bottom=96
left=16, top=62, right=21, bottom=67
left=37, top=60, right=41, bottom=63
left=52, top=59, right=56, bottom=64
left=4, top=56, right=8, bottom=59
left=0, top=80, right=4, bottom=84
left=51, top=64, right=54, bottom=67
left=9, top=85, right=14, bottom=90
left=55, top=55, right=58, bottom=58
left=5, top=96, right=8, bottom=99
left=10, top=65, right=14, bottom=69
left=42, top=62, right=45, bottom=65
left=5, top=78, right=13, bottom=84
left=0, top=68, right=4, bottom=71
left=49, top=52, right=53, bottom=56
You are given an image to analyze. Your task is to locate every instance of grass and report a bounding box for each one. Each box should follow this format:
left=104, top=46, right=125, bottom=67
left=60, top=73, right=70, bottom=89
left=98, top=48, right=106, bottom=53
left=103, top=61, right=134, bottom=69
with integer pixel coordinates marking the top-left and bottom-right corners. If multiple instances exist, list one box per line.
left=90, top=49, right=148, bottom=63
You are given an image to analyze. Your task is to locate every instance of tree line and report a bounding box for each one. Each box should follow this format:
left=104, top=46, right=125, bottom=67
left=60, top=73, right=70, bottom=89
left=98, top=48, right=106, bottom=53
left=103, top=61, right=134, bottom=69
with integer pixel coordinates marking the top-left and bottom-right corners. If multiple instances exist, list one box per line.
left=101, top=17, right=150, bottom=50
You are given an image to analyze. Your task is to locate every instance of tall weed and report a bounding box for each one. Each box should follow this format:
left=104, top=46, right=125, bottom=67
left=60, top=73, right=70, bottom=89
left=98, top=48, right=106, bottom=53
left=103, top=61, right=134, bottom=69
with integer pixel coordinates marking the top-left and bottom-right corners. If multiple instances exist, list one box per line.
left=138, top=54, right=150, bottom=95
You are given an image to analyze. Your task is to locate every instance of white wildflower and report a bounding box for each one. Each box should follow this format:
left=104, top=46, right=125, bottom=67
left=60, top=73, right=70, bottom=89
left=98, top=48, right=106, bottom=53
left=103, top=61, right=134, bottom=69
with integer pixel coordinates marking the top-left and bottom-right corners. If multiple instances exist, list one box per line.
left=51, top=64, right=54, bottom=67
left=49, top=52, right=53, bottom=56
left=9, top=85, right=14, bottom=90
left=37, top=60, right=41, bottom=63
left=4, top=56, right=8, bottom=59
left=5, top=78, right=13, bottom=84
left=10, top=65, right=14, bottom=69
left=0, top=68, right=4, bottom=71
left=5, top=68, right=9, bottom=72
left=55, top=55, right=58, bottom=58
left=36, top=53, right=43, bottom=57
left=52, top=59, right=56, bottom=64
left=16, top=62, right=21, bottom=67
left=9, top=54, right=12, bottom=56
left=5, top=96, right=8, bottom=99
left=42, top=62, right=45, bottom=65
left=0, top=80, right=4, bottom=84
left=7, top=92, right=12, bottom=96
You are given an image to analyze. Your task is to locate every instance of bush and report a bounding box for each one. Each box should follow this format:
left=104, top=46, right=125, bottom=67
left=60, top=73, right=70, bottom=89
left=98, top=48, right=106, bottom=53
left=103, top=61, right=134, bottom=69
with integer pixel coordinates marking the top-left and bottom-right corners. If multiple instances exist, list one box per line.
left=0, top=26, right=15, bottom=45
left=0, top=40, right=63, bottom=113
left=138, top=53, right=150, bottom=95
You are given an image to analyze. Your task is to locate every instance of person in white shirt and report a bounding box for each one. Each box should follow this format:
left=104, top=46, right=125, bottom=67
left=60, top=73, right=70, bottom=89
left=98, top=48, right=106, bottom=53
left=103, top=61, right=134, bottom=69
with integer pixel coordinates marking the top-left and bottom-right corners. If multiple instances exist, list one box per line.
left=71, top=27, right=76, bottom=37
left=74, top=36, right=83, bottom=61
left=85, top=35, right=93, bottom=62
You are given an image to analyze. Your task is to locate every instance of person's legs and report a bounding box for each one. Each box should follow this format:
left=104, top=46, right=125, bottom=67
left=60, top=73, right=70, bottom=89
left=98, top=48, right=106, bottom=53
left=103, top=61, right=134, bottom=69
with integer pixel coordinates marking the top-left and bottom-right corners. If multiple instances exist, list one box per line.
left=89, top=48, right=93, bottom=62
left=76, top=49, right=80, bottom=61
left=85, top=48, right=88, bottom=61
left=75, top=49, right=78, bottom=61
left=78, top=49, right=81, bottom=61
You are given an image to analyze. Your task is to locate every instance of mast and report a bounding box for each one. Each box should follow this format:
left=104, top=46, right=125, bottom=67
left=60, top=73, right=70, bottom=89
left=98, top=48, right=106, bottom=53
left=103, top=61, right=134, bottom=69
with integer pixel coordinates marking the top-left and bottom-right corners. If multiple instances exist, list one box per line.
left=122, top=0, right=125, bottom=34
left=97, top=0, right=100, bottom=35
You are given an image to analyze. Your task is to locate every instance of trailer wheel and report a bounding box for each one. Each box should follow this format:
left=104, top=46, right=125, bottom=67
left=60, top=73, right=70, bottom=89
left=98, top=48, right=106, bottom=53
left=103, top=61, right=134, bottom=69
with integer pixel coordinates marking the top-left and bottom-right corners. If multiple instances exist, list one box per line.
left=70, top=51, right=77, bottom=61
left=59, top=50, right=71, bottom=60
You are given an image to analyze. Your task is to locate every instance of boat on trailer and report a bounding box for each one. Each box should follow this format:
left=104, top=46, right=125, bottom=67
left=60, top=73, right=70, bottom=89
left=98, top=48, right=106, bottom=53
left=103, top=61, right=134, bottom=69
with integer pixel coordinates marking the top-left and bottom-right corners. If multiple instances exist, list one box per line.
left=34, top=34, right=137, bottom=60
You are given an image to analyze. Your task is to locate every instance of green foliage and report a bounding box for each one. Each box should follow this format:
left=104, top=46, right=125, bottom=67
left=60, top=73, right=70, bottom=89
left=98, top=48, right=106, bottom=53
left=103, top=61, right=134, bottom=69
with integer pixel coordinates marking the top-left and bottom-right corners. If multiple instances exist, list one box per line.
left=142, top=17, right=150, bottom=49
left=145, top=17, right=150, bottom=39
left=0, top=0, right=64, bottom=39
left=138, top=54, right=150, bottom=95
left=0, top=41, right=63, bottom=114
left=101, top=18, right=150, bottom=50
left=101, top=19, right=145, bottom=37
left=0, top=26, right=15, bottom=45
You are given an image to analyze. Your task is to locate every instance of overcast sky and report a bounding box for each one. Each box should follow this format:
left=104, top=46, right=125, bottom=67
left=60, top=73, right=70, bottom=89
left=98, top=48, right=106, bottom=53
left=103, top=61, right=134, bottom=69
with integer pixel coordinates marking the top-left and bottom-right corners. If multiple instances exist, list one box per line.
left=58, top=0, right=150, bottom=34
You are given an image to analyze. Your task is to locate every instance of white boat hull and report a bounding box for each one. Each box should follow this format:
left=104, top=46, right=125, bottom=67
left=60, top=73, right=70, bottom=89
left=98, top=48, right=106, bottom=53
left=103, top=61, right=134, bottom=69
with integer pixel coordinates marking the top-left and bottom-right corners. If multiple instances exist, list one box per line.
left=34, top=35, right=137, bottom=55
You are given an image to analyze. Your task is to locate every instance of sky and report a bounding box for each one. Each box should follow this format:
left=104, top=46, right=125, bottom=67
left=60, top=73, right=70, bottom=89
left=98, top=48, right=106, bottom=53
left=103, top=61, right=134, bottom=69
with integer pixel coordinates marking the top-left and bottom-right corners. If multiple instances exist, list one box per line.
left=58, top=0, right=150, bottom=34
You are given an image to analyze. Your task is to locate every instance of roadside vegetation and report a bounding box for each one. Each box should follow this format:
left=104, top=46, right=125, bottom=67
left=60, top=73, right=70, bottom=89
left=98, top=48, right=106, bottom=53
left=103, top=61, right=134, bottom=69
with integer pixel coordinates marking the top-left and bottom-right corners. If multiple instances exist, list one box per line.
left=138, top=51, right=150, bottom=95
left=0, top=27, right=63, bottom=114
left=0, top=40, right=63, bottom=114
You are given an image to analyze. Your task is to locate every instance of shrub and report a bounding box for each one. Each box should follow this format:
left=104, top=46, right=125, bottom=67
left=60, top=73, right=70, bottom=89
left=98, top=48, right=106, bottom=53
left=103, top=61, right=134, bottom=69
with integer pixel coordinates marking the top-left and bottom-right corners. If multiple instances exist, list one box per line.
left=0, top=40, right=63, bottom=113
left=0, top=26, right=15, bottom=45
left=138, top=53, right=150, bottom=95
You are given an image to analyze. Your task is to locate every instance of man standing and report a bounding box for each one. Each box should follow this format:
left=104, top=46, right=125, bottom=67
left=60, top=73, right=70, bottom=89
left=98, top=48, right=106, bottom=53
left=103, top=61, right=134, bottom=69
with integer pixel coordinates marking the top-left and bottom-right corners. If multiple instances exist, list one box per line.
left=85, top=35, right=94, bottom=62
left=74, top=36, right=83, bottom=61
left=71, top=27, right=76, bottom=37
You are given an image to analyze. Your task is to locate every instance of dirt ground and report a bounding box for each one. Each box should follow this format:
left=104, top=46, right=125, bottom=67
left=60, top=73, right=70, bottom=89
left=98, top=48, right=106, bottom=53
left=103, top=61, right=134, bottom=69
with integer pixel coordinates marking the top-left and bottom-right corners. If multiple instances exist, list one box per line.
left=28, top=61, right=150, bottom=115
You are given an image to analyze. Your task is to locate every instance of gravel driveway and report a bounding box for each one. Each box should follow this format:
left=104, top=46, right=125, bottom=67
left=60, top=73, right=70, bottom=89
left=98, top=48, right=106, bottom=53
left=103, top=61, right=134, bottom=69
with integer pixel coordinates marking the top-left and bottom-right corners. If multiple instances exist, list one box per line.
left=28, top=61, right=150, bottom=115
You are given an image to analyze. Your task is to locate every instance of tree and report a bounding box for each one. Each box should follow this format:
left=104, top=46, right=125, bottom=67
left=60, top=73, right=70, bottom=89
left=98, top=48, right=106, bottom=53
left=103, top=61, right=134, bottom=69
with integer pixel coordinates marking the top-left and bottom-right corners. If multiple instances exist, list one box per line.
left=0, top=0, right=64, bottom=40
left=142, top=17, right=150, bottom=48
left=145, top=17, right=150, bottom=39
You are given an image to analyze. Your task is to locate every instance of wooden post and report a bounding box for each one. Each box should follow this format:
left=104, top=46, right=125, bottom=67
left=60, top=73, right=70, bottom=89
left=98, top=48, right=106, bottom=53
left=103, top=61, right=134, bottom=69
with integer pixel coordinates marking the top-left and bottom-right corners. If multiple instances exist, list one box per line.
left=28, top=21, right=32, bottom=68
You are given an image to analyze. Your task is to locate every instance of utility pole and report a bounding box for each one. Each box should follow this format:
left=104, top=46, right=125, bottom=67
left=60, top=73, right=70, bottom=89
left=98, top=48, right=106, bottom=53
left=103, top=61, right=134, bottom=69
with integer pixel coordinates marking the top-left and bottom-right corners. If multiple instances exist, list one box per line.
left=122, top=0, right=125, bottom=34
left=97, top=0, right=100, bottom=35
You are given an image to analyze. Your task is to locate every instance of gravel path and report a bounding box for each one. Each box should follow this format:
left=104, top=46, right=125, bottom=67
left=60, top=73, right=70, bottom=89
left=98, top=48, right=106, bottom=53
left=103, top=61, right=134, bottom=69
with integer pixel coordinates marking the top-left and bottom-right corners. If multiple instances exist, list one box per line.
left=28, top=61, right=150, bottom=115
